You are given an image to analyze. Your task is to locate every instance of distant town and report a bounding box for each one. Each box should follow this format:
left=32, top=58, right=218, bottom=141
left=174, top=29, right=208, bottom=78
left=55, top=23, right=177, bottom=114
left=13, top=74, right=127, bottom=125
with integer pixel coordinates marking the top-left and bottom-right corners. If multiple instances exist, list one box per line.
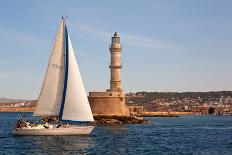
left=127, top=91, right=232, bottom=116
left=1, top=91, right=232, bottom=116
left=0, top=99, right=36, bottom=112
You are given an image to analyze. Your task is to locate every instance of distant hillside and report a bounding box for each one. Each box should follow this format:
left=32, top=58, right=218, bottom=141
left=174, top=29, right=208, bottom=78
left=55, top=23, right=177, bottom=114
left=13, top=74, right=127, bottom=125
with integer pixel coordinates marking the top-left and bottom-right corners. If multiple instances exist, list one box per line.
left=126, top=91, right=232, bottom=104
left=0, top=97, right=27, bottom=104
left=126, top=91, right=232, bottom=112
left=0, top=100, right=37, bottom=107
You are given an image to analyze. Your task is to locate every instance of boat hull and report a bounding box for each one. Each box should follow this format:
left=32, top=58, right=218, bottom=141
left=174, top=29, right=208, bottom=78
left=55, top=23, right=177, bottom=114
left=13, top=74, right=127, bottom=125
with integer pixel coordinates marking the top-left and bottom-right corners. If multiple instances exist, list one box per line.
left=13, top=126, right=94, bottom=136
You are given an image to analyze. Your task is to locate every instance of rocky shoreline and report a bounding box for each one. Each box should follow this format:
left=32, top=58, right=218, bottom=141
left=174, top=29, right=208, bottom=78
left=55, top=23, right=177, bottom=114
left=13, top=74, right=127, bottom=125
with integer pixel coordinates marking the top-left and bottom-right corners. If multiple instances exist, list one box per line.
left=93, top=115, right=149, bottom=124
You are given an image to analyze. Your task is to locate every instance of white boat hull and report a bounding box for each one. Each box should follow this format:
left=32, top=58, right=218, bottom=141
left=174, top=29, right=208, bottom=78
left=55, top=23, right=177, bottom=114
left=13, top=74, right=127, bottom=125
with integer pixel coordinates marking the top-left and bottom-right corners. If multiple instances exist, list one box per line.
left=13, top=126, right=94, bottom=136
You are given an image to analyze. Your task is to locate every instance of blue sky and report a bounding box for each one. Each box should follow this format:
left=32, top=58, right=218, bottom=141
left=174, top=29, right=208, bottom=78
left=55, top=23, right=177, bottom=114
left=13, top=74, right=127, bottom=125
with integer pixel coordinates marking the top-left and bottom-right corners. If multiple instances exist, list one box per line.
left=0, top=0, right=232, bottom=99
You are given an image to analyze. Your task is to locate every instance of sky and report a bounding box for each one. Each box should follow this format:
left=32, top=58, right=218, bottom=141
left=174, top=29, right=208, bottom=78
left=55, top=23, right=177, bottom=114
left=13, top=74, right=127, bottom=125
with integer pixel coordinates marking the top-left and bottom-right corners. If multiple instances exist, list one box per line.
left=0, top=0, right=232, bottom=99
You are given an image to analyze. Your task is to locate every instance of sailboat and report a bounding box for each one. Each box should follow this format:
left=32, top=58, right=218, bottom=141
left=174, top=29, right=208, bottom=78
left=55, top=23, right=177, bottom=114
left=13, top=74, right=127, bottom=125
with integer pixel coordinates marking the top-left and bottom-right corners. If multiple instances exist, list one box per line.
left=13, top=17, right=94, bottom=135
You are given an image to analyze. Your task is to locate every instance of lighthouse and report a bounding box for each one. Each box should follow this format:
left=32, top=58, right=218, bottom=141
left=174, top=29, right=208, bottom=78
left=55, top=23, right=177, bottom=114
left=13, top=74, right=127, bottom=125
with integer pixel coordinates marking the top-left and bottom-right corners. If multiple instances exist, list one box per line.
left=109, top=32, right=123, bottom=92
left=88, top=32, right=129, bottom=116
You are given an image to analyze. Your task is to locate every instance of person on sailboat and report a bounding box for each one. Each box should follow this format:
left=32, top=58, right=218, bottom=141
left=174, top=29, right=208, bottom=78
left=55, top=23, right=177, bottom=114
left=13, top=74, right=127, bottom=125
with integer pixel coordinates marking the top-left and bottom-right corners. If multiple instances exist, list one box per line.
left=16, top=115, right=28, bottom=129
left=42, top=116, right=58, bottom=123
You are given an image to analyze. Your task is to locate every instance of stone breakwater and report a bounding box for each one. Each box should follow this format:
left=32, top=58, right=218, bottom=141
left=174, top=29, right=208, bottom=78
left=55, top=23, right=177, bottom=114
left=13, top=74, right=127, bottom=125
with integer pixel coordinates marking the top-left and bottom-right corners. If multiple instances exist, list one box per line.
left=93, top=115, right=149, bottom=124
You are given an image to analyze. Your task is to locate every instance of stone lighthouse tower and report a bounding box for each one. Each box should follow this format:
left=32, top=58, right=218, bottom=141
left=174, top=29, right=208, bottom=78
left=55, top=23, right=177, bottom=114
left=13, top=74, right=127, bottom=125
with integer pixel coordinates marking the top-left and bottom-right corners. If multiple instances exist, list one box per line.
left=89, top=32, right=129, bottom=116
left=109, top=32, right=123, bottom=92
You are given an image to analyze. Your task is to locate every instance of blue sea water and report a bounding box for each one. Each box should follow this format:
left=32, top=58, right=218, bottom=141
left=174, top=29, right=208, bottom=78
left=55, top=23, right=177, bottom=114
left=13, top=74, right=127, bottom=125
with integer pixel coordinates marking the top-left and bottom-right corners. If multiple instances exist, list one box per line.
left=0, top=113, right=232, bottom=155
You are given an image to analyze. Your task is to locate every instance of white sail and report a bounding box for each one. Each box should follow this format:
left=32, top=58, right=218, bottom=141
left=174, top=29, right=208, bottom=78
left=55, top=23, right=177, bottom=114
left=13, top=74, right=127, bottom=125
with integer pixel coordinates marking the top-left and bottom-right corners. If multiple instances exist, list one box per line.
left=33, top=19, right=65, bottom=116
left=62, top=34, right=94, bottom=122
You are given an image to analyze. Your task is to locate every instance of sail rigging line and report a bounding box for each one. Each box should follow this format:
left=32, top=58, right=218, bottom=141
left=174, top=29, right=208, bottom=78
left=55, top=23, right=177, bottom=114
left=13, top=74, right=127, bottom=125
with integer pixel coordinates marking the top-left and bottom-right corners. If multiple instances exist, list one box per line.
left=58, top=25, right=69, bottom=122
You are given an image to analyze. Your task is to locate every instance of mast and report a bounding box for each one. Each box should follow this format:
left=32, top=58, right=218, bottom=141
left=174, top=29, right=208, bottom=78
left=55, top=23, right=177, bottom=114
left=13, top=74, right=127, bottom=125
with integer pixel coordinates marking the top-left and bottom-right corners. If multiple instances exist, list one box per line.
left=58, top=18, right=69, bottom=122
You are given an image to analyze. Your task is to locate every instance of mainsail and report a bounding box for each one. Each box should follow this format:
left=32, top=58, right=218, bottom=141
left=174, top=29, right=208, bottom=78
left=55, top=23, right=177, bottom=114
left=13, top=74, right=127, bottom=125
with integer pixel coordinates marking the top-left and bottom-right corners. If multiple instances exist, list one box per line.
left=33, top=18, right=94, bottom=122
left=34, top=19, right=65, bottom=116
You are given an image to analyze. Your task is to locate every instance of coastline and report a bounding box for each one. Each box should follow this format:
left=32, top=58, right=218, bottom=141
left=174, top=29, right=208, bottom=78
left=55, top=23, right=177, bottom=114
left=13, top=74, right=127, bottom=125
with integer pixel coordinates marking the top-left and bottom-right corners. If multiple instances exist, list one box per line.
left=0, top=107, right=34, bottom=112
left=0, top=107, right=196, bottom=116
left=141, top=111, right=195, bottom=117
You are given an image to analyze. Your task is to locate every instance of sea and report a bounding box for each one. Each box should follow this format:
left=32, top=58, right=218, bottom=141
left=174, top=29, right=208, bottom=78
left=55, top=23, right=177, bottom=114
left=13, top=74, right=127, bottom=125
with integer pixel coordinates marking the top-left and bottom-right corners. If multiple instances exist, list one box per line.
left=0, top=113, right=232, bottom=155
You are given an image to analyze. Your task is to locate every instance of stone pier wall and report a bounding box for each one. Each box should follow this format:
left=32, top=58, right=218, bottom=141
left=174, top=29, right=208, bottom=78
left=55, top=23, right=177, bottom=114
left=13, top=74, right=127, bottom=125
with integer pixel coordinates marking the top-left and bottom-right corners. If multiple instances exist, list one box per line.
left=89, top=92, right=129, bottom=116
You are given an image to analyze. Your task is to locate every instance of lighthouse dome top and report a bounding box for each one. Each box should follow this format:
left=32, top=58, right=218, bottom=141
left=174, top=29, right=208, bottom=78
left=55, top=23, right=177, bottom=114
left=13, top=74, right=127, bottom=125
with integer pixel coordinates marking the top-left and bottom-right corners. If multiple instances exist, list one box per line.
left=111, top=31, right=121, bottom=45
left=114, top=32, right=119, bottom=37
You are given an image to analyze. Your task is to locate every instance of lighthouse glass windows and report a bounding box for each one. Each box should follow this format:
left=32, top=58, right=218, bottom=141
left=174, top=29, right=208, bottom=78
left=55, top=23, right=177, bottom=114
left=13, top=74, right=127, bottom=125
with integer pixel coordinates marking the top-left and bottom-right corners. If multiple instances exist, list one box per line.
left=112, top=37, right=120, bottom=44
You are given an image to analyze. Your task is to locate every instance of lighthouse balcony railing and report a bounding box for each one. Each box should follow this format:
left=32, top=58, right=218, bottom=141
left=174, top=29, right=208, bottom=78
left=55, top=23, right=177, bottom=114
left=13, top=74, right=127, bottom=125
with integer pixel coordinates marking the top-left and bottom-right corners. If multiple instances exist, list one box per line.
left=108, top=62, right=122, bottom=68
